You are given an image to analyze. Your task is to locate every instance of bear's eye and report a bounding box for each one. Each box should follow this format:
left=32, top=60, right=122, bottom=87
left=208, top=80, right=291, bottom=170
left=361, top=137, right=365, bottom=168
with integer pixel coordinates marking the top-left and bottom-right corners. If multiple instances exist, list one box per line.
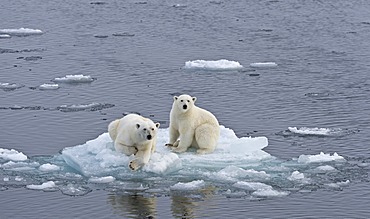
left=143, top=128, right=147, bottom=131
left=151, top=128, right=154, bottom=131
left=180, top=100, right=183, bottom=102
left=187, top=100, right=190, bottom=102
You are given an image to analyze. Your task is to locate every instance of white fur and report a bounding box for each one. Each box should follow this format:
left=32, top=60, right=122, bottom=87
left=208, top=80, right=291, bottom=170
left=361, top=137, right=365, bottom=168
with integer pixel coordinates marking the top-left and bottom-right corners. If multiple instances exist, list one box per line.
left=167, top=94, right=220, bottom=154
left=108, top=114, right=160, bottom=170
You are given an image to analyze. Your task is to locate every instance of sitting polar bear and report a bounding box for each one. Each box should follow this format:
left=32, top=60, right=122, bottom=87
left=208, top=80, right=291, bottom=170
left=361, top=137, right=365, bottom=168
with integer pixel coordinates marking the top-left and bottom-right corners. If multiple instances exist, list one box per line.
left=166, top=94, right=220, bottom=154
left=108, top=114, right=160, bottom=171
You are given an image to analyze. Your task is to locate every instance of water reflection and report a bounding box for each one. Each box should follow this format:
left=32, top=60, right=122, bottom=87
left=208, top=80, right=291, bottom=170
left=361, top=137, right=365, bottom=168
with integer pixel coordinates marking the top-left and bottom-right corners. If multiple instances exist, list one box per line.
left=108, top=194, right=157, bottom=218
left=107, top=186, right=216, bottom=219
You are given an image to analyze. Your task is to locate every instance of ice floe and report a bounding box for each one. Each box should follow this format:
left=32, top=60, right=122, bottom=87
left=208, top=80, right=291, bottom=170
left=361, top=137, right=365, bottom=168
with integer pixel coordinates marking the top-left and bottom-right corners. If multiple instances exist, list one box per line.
left=26, top=181, right=56, bottom=190
left=297, top=152, right=345, bottom=164
left=39, top=163, right=60, bottom=172
left=53, top=74, right=95, bottom=83
left=170, top=180, right=205, bottom=191
left=250, top=62, right=277, bottom=68
left=0, top=148, right=28, bottom=161
left=184, top=59, right=243, bottom=70
left=0, top=83, right=25, bottom=91
left=0, top=28, right=43, bottom=36
left=0, top=34, right=11, bottom=39
left=38, top=83, right=59, bottom=90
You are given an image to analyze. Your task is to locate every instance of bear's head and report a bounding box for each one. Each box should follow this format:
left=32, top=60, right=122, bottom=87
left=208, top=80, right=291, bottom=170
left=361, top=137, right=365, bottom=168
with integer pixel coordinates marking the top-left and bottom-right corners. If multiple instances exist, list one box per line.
left=173, top=94, right=197, bottom=113
left=136, top=120, right=160, bottom=141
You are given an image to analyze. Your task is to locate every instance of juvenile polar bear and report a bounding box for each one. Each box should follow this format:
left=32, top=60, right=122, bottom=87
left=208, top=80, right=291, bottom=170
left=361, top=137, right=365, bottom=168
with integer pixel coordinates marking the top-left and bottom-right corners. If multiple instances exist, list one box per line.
left=166, top=94, right=220, bottom=154
left=108, top=114, right=160, bottom=171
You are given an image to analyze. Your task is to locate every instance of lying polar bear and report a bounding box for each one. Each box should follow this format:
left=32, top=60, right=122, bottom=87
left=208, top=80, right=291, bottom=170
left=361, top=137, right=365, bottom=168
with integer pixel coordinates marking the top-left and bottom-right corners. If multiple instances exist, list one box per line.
left=166, top=94, right=220, bottom=154
left=108, top=114, right=160, bottom=171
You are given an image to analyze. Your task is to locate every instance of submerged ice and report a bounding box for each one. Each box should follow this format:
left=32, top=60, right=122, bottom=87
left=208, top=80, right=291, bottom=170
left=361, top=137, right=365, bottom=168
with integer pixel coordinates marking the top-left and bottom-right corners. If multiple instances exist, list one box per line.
left=0, top=126, right=368, bottom=199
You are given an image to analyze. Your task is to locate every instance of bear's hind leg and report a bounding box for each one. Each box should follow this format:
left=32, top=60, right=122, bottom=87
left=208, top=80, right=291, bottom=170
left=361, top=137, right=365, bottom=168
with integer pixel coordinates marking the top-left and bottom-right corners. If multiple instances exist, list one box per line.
left=195, top=124, right=219, bottom=154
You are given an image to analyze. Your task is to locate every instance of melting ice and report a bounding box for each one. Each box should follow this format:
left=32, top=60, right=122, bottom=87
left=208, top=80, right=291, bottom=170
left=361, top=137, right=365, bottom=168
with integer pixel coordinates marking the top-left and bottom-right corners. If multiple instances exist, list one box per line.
left=184, top=59, right=243, bottom=70
left=0, top=126, right=368, bottom=199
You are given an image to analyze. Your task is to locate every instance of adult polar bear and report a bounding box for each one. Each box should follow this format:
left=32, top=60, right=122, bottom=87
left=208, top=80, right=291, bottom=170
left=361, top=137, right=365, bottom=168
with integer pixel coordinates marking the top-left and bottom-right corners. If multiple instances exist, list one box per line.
left=166, top=94, right=220, bottom=154
left=108, top=114, right=160, bottom=171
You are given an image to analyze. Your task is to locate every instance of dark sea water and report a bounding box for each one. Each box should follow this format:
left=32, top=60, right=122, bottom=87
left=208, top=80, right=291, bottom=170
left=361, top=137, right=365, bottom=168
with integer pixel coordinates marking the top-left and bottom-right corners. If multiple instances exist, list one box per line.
left=1, top=0, right=370, bottom=218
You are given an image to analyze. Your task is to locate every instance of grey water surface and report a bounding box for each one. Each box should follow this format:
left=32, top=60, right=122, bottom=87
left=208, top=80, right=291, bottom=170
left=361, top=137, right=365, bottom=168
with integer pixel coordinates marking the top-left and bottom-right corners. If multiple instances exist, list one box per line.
left=1, top=0, right=370, bottom=218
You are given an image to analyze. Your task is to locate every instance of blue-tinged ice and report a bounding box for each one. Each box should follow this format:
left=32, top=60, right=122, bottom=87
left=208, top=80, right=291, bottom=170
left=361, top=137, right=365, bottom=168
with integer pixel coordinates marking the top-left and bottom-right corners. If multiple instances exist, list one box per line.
left=61, top=126, right=269, bottom=177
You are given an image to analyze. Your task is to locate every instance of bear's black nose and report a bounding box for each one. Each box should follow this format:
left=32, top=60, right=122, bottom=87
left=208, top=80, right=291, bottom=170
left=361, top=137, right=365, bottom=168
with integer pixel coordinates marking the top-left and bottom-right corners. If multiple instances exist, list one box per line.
left=183, top=105, right=187, bottom=110
left=147, top=135, right=152, bottom=140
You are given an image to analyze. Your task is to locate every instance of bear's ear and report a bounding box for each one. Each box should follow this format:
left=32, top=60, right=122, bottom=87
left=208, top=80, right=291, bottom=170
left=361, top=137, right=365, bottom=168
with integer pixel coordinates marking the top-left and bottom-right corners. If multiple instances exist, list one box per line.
left=155, top=123, right=160, bottom=128
left=136, top=124, right=140, bottom=129
left=192, top=97, right=197, bottom=102
left=174, top=96, right=178, bottom=101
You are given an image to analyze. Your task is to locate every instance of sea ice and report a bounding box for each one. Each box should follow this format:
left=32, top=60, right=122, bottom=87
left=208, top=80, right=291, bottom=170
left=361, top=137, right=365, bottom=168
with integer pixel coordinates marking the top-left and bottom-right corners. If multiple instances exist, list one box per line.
left=0, top=34, right=11, bottom=38
left=53, top=74, right=95, bottom=83
left=39, top=163, right=60, bottom=172
left=26, top=181, right=56, bottom=190
left=250, top=62, right=278, bottom=68
left=88, top=176, right=115, bottom=183
left=170, top=180, right=205, bottom=191
left=39, top=83, right=59, bottom=90
left=288, top=171, right=305, bottom=181
left=0, top=83, right=24, bottom=90
left=298, top=152, right=345, bottom=164
left=288, top=127, right=342, bottom=136
left=0, top=28, right=43, bottom=36
left=0, top=148, right=28, bottom=161
left=184, top=59, right=243, bottom=70
left=61, top=126, right=269, bottom=177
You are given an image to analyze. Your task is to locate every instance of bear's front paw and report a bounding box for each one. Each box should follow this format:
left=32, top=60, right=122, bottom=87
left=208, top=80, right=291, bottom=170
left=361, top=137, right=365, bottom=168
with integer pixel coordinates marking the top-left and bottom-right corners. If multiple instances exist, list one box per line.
left=165, top=143, right=173, bottom=147
left=171, top=146, right=187, bottom=153
left=129, top=159, right=141, bottom=171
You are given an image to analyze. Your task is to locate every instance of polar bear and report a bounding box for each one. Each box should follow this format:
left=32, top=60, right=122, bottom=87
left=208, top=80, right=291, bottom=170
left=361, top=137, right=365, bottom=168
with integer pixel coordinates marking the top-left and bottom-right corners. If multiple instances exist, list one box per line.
left=108, top=114, right=160, bottom=171
left=166, top=94, right=220, bottom=154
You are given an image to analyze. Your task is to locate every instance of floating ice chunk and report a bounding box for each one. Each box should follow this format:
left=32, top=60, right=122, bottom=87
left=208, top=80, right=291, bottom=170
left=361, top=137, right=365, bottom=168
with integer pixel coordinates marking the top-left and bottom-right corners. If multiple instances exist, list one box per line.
left=0, top=148, right=28, bottom=161
left=88, top=176, right=115, bottom=183
left=210, top=166, right=270, bottom=182
left=233, top=181, right=272, bottom=191
left=252, top=189, right=289, bottom=197
left=26, top=181, right=56, bottom=190
left=1, top=161, right=39, bottom=171
left=39, top=83, right=59, bottom=90
left=53, top=74, right=95, bottom=83
left=0, top=28, right=43, bottom=36
left=39, top=163, right=60, bottom=172
left=60, top=184, right=92, bottom=196
left=288, top=127, right=342, bottom=136
left=325, top=180, right=350, bottom=188
left=315, top=165, right=336, bottom=172
left=170, top=180, right=205, bottom=191
left=15, top=176, right=23, bottom=181
left=288, top=171, right=305, bottom=181
left=250, top=62, right=277, bottom=68
left=184, top=59, right=243, bottom=70
left=0, top=83, right=25, bottom=91
left=57, top=103, right=114, bottom=112
left=3, top=177, right=9, bottom=182
left=224, top=189, right=247, bottom=198
left=298, top=152, right=345, bottom=164
left=0, top=34, right=11, bottom=38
